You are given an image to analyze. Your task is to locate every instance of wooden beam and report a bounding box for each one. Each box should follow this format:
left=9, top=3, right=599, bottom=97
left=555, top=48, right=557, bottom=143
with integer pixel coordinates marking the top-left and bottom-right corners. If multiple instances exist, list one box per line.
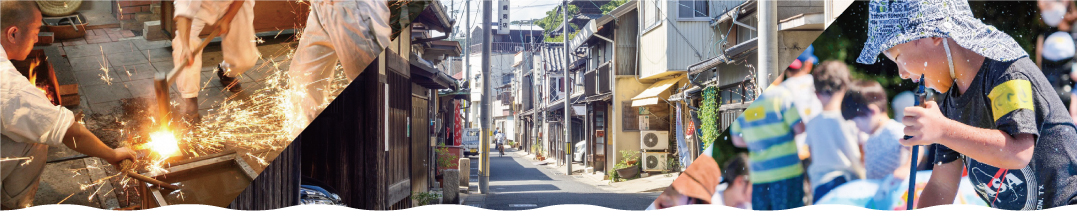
left=234, top=156, right=261, bottom=179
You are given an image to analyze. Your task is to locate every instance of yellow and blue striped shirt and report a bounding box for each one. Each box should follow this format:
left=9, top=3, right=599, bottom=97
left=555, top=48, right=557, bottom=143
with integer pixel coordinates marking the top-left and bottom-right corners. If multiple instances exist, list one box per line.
left=730, top=86, right=804, bottom=184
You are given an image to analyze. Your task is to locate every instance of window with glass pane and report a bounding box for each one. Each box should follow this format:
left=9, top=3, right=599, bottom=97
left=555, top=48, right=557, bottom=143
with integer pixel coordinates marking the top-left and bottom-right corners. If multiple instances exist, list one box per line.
left=678, top=1, right=709, bottom=19
left=736, top=16, right=756, bottom=44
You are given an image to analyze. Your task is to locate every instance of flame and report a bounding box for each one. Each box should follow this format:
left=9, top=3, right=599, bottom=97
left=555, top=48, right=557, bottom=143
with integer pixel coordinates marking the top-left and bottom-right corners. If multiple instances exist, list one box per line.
left=147, top=129, right=181, bottom=158
left=27, top=58, right=39, bottom=84
left=26, top=58, right=55, bottom=103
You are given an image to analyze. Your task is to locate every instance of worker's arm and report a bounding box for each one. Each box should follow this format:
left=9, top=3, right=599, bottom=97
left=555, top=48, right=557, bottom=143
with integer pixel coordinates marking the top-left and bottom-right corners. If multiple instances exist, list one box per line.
left=174, top=16, right=194, bottom=66
left=916, top=158, right=964, bottom=209
left=215, top=1, right=246, bottom=35
left=900, top=101, right=1035, bottom=169
left=61, top=122, right=136, bottom=168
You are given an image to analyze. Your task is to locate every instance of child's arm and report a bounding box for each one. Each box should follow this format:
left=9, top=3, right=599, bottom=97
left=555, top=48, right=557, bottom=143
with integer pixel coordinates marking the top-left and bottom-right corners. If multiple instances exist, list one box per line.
left=916, top=158, right=964, bottom=209
left=900, top=101, right=1035, bottom=169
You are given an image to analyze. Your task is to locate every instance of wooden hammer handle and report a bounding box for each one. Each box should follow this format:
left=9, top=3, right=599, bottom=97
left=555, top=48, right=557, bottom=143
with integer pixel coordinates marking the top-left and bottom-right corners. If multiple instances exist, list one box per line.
left=154, top=27, right=222, bottom=127
left=163, top=28, right=222, bottom=84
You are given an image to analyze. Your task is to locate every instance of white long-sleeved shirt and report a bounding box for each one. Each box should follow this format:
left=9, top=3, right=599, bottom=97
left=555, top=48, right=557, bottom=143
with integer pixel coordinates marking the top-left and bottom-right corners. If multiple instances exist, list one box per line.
left=1, top=44, right=75, bottom=149
left=173, top=0, right=252, bottom=25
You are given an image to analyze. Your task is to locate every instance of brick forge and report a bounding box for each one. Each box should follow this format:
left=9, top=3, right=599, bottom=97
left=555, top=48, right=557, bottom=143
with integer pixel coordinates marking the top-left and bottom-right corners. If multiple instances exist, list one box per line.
left=113, top=0, right=163, bottom=32
left=114, top=1, right=160, bottom=21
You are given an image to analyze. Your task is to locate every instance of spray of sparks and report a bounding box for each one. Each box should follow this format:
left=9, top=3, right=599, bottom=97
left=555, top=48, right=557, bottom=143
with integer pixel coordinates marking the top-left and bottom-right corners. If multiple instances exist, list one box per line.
left=54, top=1, right=359, bottom=207
left=0, top=157, right=34, bottom=166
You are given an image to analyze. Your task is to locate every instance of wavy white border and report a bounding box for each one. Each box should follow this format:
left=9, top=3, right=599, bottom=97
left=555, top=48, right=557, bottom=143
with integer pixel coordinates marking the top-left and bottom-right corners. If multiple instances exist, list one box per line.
left=4, top=204, right=1076, bottom=218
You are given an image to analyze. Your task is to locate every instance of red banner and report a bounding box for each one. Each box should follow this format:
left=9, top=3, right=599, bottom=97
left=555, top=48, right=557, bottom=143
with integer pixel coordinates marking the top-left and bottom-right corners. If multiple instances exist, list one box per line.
left=453, top=100, right=463, bottom=146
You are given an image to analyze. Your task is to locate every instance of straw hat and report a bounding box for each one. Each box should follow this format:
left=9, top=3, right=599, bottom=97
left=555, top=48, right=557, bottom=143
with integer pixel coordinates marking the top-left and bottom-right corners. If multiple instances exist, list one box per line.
left=36, top=0, right=82, bottom=17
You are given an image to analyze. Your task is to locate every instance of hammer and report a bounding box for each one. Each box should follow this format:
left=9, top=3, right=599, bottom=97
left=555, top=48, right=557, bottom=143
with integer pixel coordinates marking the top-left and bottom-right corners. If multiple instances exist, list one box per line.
left=153, top=28, right=221, bottom=128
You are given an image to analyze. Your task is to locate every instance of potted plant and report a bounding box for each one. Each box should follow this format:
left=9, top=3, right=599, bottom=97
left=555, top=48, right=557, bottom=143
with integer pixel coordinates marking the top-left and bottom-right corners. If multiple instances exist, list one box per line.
left=612, top=150, right=640, bottom=182
left=434, top=146, right=460, bottom=184
left=411, top=191, right=441, bottom=206
left=664, top=155, right=681, bottom=176
left=533, top=139, right=546, bottom=161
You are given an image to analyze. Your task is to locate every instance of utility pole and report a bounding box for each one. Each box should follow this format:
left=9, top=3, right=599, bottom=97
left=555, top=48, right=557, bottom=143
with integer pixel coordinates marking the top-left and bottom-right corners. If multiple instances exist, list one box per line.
left=758, top=0, right=777, bottom=92
left=479, top=0, right=492, bottom=194
left=464, top=0, right=472, bottom=128
left=562, top=0, right=572, bottom=175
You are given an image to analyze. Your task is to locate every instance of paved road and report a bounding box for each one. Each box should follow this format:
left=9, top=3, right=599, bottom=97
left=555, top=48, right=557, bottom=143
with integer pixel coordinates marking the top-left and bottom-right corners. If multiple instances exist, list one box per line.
left=467, top=146, right=659, bottom=210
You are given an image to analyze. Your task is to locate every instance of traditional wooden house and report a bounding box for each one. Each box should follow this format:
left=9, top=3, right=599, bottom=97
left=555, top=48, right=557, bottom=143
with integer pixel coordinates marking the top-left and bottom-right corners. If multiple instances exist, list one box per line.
left=229, top=1, right=459, bottom=210
left=567, top=1, right=639, bottom=175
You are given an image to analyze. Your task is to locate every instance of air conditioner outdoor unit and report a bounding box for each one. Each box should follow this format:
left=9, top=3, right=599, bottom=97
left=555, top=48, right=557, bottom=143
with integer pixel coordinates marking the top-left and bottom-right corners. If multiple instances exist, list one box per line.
left=640, top=130, right=669, bottom=150
left=642, top=152, right=668, bottom=172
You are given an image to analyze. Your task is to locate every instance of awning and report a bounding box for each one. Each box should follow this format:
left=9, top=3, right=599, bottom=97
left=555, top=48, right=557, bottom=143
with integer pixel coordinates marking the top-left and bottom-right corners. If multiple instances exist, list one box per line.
left=582, top=93, right=612, bottom=103
left=631, top=75, right=685, bottom=107
left=778, top=13, right=826, bottom=31
left=571, top=105, right=586, bottom=116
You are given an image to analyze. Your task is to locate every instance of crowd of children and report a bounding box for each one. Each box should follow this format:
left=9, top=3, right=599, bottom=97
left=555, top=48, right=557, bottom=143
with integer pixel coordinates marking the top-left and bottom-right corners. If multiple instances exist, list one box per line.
left=651, top=0, right=1077, bottom=211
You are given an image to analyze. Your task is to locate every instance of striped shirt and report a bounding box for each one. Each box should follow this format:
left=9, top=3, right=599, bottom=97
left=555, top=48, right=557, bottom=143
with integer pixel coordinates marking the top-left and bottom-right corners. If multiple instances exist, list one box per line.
left=731, top=86, right=804, bottom=184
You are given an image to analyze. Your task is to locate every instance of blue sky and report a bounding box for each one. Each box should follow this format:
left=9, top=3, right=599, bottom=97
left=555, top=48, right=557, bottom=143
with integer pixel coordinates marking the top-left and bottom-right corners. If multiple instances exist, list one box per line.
left=439, top=0, right=560, bottom=31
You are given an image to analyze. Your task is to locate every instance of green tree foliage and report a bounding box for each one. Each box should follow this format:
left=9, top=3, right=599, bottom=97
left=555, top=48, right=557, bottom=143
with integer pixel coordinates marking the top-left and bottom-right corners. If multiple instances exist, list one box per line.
left=388, top=0, right=431, bottom=40
left=600, top=0, right=629, bottom=14
left=534, top=5, right=580, bottom=35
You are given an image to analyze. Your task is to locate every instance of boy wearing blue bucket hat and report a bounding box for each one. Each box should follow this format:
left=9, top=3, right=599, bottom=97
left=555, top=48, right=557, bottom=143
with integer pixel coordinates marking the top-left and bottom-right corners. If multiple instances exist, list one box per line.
left=858, top=0, right=1077, bottom=210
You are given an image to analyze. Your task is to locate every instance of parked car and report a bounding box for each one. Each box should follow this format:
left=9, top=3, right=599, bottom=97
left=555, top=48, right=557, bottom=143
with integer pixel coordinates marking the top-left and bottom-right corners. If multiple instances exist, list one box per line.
left=573, top=140, right=586, bottom=162
left=300, top=177, right=344, bottom=206
left=462, top=128, right=480, bottom=157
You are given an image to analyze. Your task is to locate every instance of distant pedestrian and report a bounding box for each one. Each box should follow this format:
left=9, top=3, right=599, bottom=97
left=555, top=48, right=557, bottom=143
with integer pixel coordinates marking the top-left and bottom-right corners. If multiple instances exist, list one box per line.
left=496, top=129, right=506, bottom=157
left=492, top=128, right=501, bottom=157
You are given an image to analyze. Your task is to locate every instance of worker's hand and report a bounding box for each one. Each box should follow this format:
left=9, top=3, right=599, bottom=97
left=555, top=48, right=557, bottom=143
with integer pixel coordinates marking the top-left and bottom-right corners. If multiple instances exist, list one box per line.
left=178, top=40, right=195, bottom=66
left=899, top=101, right=950, bottom=146
left=217, top=19, right=232, bottom=36
left=106, top=147, right=137, bottom=170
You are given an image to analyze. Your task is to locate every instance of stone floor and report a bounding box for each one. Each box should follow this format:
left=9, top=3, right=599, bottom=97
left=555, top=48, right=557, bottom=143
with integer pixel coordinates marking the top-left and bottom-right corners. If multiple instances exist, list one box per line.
left=33, top=27, right=297, bottom=209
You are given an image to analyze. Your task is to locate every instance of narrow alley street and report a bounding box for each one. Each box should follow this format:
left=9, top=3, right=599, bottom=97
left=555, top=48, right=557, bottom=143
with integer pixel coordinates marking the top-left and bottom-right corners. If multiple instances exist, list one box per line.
left=463, top=145, right=660, bottom=210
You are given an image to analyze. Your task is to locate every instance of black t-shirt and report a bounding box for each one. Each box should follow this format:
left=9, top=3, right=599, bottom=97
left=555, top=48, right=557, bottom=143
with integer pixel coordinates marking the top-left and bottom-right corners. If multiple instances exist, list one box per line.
left=934, top=57, right=1077, bottom=210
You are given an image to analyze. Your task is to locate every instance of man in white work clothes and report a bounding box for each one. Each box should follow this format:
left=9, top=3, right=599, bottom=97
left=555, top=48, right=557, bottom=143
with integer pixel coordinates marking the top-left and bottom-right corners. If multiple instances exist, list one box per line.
left=1, top=1, right=135, bottom=209
left=288, top=0, right=392, bottom=134
left=172, top=0, right=259, bottom=123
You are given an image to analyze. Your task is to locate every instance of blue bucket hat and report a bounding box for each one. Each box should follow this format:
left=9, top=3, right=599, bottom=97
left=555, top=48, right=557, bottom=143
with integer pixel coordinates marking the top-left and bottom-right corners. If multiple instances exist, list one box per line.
left=856, top=0, right=1028, bottom=65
